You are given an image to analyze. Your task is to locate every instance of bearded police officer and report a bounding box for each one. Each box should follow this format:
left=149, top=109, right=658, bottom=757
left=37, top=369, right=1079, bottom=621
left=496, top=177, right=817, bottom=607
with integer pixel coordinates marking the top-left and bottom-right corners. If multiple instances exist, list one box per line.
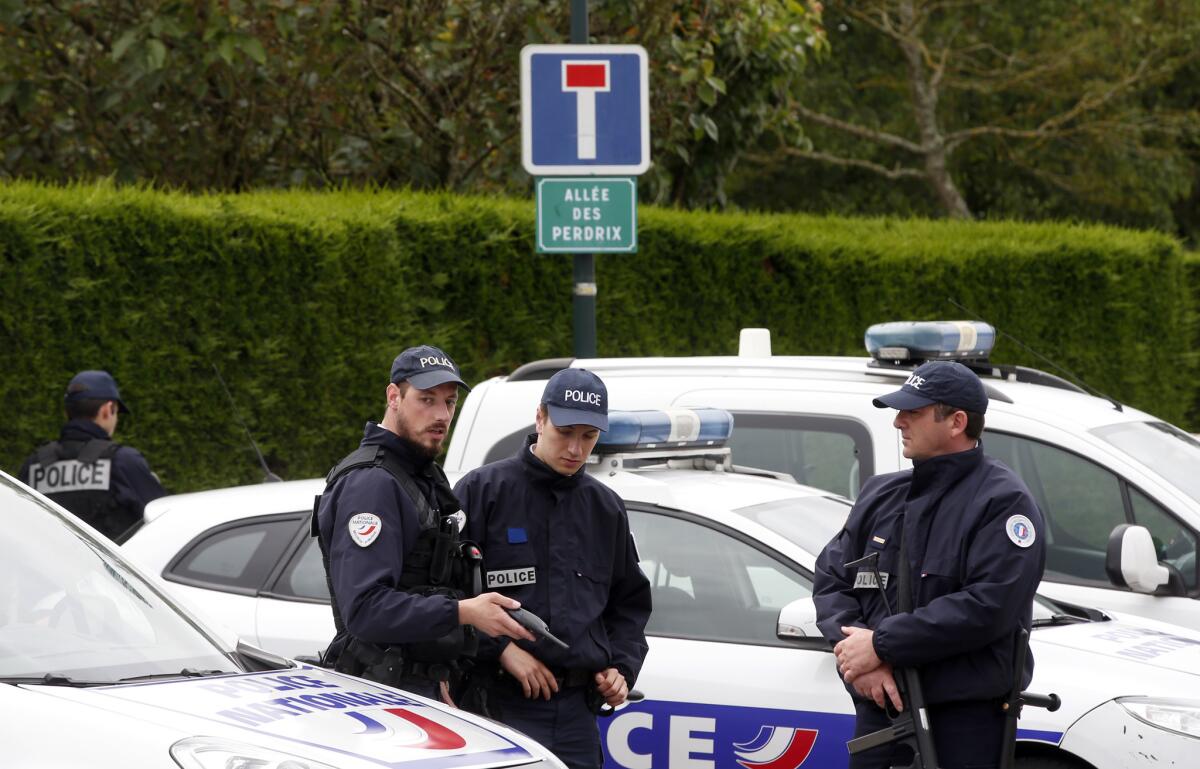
left=19, top=370, right=165, bottom=543
left=454, top=369, right=652, bottom=769
left=813, top=361, right=1046, bottom=769
left=314, top=345, right=534, bottom=701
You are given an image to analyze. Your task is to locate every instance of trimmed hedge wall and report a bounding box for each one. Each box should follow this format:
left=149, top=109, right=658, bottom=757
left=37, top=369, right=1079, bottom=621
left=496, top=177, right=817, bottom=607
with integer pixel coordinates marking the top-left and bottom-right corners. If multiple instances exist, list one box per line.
left=0, top=182, right=1192, bottom=492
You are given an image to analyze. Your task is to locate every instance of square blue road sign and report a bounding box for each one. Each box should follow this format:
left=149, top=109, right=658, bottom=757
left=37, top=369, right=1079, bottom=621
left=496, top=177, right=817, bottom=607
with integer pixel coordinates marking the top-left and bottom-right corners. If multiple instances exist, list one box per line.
left=521, top=44, right=650, bottom=176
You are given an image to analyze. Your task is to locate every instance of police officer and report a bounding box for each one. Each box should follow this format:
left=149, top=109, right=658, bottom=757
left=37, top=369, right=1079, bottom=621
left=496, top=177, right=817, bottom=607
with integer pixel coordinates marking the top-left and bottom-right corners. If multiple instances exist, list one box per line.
left=314, top=345, right=534, bottom=701
left=454, top=368, right=652, bottom=769
left=19, top=370, right=165, bottom=542
left=813, top=361, right=1046, bottom=769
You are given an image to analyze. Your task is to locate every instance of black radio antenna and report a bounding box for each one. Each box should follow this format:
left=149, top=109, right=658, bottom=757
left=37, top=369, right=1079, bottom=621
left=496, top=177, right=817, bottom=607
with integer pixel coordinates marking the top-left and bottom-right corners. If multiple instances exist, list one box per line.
left=212, top=362, right=283, bottom=482
left=947, top=298, right=1122, bottom=412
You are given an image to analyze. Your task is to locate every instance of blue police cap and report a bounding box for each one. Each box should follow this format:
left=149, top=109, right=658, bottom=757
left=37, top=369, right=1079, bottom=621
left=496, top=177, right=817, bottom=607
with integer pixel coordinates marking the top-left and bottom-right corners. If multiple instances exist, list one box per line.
left=390, top=345, right=469, bottom=391
left=873, top=360, right=988, bottom=415
left=541, top=368, right=608, bottom=431
left=65, top=370, right=130, bottom=414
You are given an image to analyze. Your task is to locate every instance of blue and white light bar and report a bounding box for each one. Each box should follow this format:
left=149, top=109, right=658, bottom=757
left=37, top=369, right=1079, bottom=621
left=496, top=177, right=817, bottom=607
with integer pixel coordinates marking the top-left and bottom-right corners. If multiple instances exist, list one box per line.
left=597, top=408, right=734, bottom=452
left=865, top=320, right=995, bottom=363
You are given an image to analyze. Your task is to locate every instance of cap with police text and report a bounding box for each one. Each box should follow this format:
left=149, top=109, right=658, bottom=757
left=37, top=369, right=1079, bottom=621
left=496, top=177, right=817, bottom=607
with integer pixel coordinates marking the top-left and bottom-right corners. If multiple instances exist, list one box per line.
left=390, top=345, right=470, bottom=391
left=872, top=360, right=988, bottom=414
left=65, top=370, right=130, bottom=414
left=542, top=368, right=608, bottom=431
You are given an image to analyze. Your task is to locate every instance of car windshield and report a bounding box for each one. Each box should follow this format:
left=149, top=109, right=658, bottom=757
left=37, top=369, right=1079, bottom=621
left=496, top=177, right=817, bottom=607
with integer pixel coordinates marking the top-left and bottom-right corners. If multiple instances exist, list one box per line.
left=731, top=494, right=853, bottom=556
left=1, top=476, right=232, bottom=681
left=1092, top=421, right=1200, bottom=505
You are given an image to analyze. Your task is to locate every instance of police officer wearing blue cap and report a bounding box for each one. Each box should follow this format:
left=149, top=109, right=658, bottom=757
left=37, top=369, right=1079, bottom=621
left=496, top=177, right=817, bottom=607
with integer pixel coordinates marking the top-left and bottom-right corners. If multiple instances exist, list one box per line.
left=313, top=345, right=535, bottom=701
left=19, top=370, right=165, bottom=543
left=454, top=368, right=651, bottom=769
left=813, top=361, right=1046, bottom=769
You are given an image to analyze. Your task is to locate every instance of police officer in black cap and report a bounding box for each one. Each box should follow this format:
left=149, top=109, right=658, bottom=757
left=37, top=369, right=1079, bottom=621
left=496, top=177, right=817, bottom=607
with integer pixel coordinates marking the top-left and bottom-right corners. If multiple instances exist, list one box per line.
left=814, top=361, right=1046, bottom=769
left=454, top=368, right=652, bottom=769
left=19, top=370, right=165, bottom=543
left=314, top=345, right=535, bottom=701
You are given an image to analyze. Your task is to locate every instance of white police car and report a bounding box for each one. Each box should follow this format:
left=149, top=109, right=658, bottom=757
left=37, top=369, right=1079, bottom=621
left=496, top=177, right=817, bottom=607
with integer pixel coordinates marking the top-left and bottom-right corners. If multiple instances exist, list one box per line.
left=443, top=322, right=1200, bottom=632
left=123, top=411, right=1200, bottom=768
left=0, top=470, right=565, bottom=769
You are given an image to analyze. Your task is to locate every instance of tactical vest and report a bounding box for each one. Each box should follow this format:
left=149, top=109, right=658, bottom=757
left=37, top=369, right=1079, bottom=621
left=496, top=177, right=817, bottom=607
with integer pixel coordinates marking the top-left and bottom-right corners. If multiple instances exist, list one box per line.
left=311, top=444, right=480, bottom=680
left=27, top=440, right=139, bottom=542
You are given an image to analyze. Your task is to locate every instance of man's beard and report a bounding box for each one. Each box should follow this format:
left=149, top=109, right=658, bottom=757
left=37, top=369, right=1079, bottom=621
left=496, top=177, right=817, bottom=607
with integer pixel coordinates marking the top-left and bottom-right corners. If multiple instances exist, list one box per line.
left=395, top=414, right=442, bottom=459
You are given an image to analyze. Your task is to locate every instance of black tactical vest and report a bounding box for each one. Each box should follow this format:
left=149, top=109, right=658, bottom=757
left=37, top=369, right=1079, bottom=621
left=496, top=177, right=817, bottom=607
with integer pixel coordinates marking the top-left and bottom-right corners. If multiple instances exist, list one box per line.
left=311, top=444, right=480, bottom=676
left=27, top=440, right=139, bottom=542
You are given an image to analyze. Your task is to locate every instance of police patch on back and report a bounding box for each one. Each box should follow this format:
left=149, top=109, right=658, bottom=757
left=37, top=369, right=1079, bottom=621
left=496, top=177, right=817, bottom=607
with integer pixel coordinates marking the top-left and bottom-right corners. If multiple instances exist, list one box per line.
left=1006, top=514, right=1036, bottom=548
left=28, top=459, right=112, bottom=495
left=348, top=512, right=382, bottom=547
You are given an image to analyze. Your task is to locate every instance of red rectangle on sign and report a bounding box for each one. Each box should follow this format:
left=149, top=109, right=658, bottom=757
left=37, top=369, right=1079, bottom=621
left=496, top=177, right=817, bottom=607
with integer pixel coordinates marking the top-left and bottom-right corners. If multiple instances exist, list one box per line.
left=564, top=63, right=607, bottom=88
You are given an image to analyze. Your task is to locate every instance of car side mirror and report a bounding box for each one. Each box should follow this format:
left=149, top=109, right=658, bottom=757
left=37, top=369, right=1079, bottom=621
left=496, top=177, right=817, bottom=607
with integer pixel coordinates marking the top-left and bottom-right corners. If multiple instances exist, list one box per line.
left=777, top=596, right=831, bottom=651
left=1105, top=524, right=1185, bottom=596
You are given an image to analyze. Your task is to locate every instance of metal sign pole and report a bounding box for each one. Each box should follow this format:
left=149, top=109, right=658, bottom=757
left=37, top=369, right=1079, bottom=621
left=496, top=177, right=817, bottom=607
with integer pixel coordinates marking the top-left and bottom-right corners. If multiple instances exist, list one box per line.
left=570, top=0, right=597, bottom=359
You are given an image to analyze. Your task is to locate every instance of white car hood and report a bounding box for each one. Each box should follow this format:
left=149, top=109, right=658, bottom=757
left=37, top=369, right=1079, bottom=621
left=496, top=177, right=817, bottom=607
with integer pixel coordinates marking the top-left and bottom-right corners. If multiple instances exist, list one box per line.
left=1035, top=616, right=1200, bottom=677
left=3, top=667, right=543, bottom=769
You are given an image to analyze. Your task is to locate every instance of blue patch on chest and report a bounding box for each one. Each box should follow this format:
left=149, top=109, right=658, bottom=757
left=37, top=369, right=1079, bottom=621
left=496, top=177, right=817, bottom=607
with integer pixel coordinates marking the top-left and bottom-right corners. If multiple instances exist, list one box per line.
left=507, top=527, right=528, bottom=544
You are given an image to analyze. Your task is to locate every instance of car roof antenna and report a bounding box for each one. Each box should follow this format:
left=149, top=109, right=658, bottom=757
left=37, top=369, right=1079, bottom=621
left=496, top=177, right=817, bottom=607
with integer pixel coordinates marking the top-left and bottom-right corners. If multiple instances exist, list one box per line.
left=947, top=298, right=1122, bottom=412
left=212, top=361, right=284, bottom=482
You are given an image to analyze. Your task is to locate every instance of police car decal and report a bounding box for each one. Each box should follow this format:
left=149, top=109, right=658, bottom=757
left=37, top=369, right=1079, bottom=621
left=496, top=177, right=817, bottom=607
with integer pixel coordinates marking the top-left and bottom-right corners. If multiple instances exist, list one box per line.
left=28, top=459, right=112, bottom=494
left=90, top=668, right=533, bottom=769
left=350, top=513, right=382, bottom=547
left=487, top=566, right=537, bottom=588
left=1005, top=514, right=1036, bottom=548
left=599, top=698, right=1064, bottom=769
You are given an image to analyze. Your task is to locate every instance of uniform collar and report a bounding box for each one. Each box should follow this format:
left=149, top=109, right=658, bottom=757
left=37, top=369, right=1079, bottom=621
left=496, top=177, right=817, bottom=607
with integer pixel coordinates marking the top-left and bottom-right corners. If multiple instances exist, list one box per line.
left=60, top=419, right=110, bottom=442
left=909, top=443, right=982, bottom=498
left=361, top=421, right=436, bottom=475
left=519, top=433, right=584, bottom=489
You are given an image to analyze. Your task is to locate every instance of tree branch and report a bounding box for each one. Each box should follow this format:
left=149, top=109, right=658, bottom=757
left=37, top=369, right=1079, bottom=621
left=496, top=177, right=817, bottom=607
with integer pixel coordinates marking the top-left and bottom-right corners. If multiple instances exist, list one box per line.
left=794, top=105, right=925, bottom=153
left=773, top=147, right=927, bottom=179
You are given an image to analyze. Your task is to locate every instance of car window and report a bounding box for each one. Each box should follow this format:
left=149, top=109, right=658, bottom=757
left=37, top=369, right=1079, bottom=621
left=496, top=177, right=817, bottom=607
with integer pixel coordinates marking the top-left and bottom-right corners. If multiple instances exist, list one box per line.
left=984, top=432, right=1128, bottom=585
left=274, top=535, right=332, bottom=601
left=628, top=508, right=811, bottom=646
left=1093, top=421, right=1200, bottom=507
left=1129, top=487, right=1198, bottom=590
left=165, top=516, right=300, bottom=594
left=1, top=477, right=231, bottom=680
left=726, top=413, right=873, bottom=500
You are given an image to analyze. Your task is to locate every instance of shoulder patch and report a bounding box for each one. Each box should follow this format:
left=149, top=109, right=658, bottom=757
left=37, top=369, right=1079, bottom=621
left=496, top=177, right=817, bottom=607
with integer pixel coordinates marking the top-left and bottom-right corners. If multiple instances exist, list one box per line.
left=1005, top=514, right=1036, bottom=548
left=349, top=512, right=382, bottom=547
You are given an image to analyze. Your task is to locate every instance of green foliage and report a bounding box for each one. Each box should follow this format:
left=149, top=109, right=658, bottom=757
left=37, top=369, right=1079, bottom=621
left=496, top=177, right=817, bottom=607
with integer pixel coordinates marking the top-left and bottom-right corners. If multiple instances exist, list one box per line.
left=0, top=0, right=824, bottom=207
left=0, top=183, right=1191, bottom=492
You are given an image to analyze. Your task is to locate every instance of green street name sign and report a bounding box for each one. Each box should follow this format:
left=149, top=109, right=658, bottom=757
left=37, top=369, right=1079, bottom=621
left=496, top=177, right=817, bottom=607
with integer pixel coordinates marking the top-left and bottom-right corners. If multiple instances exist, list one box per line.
left=536, top=177, right=637, bottom=253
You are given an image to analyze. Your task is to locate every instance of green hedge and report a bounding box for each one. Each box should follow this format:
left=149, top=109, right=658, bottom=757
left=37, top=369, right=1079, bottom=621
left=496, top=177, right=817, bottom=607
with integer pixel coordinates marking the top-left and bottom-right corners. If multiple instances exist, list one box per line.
left=0, top=182, right=1192, bottom=492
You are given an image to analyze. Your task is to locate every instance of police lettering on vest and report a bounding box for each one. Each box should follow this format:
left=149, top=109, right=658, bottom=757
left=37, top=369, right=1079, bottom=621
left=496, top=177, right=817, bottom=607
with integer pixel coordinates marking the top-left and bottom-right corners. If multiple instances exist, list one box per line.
left=28, top=459, right=113, bottom=494
left=486, top=566, right=537, bottom=589
left=564, top=389, right=602, bottom=406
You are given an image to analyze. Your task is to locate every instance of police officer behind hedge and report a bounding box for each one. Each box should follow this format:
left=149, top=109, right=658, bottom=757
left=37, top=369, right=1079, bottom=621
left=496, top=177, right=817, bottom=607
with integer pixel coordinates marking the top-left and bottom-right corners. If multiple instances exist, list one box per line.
left=19, top=370, right=165, bottom=543
left=454, top=368, right=652, bottom=769
left=314, top=345, right=534, bottom=701
left=813, top=361, right=1046, bottom=769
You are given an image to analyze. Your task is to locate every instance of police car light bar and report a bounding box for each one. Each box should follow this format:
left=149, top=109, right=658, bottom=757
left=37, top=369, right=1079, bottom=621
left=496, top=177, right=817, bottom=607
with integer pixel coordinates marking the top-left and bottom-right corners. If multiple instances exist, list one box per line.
left=865, top=320, right=995, bottom=363
left=596, top=409, right=734, bottom=453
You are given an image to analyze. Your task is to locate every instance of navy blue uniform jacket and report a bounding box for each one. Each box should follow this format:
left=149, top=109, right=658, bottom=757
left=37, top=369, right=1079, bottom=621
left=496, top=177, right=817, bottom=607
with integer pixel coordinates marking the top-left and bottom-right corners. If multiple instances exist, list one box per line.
left=813, top=444, right=1046, bottom=705
left=317, top=423, right=459, bottom=645
left=19, top=419, right=165, bottom=514
left=454, top=437, right=652, bottom=683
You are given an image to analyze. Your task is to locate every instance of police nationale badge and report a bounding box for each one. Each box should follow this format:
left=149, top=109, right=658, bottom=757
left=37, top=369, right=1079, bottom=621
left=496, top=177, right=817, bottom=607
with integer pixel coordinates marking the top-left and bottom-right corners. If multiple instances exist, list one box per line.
left=1005, top=514, right=1036, bottom=548
left=448, top=509, right=466, bottom=532
left=349, top=513, right=382, bottom=547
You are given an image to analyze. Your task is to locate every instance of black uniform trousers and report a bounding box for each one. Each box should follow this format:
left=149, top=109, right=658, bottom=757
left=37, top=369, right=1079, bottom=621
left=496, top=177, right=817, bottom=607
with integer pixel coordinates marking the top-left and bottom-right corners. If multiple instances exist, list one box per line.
left=849, top=699, right=1005, bottom=769
left=488, top=685, right=602, bottom=769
